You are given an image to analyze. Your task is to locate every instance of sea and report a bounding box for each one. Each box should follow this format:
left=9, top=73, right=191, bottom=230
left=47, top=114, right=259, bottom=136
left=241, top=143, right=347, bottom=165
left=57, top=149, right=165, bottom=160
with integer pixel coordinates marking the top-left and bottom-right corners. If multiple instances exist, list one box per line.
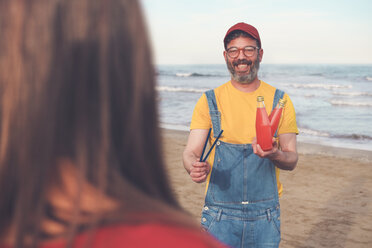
left=155, top=64, right=372, bottom=151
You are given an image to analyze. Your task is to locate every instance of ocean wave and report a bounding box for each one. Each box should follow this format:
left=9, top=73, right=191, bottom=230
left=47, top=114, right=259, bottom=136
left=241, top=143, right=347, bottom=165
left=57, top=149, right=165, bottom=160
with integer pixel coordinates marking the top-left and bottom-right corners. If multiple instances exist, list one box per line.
left=366, top=77, right=372, bottom=81
left=330, top=100, right=372, bottom=107
left=333, top=133, right=372, bottom=141
left=156, top=86, right=209, bottom=93
left=308, top=73, right=324, bottom=77
left=283, top=83, right=352, bottom=90
left=299, top=128, right=330, bottom=137
left=175, top=72, right=215, bottom=77
left=160, top=122, right=190, bottom=131
left=299, top=128, right=372, bottom=141
left=304, top=94, right=316, bottom=98
left=332, top=91, right=372, bottom=97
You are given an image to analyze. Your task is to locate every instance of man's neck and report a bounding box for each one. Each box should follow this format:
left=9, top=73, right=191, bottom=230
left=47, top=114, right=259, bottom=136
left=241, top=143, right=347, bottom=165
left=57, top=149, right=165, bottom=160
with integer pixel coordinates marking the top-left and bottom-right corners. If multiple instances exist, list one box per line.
left=230, top=78, right=261, bottom=93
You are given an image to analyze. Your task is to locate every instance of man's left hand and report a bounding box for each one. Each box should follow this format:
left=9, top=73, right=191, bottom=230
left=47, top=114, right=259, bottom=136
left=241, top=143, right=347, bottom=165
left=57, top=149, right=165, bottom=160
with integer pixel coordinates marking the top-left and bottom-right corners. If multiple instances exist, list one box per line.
left=252, top=137, right=279, bottom=160
left=252, top=133, right=298, bottom=171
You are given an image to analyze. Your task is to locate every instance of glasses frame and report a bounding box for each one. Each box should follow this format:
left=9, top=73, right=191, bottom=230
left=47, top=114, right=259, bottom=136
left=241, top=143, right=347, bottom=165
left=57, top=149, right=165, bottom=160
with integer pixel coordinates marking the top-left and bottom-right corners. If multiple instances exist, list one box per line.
left=226, top=46, right=260, bottom=59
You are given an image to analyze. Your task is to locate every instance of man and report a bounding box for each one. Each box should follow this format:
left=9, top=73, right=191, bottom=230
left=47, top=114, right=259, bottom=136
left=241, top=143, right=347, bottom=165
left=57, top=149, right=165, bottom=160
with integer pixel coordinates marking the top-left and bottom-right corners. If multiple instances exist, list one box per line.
left=183, top=22, right=299, bottom=248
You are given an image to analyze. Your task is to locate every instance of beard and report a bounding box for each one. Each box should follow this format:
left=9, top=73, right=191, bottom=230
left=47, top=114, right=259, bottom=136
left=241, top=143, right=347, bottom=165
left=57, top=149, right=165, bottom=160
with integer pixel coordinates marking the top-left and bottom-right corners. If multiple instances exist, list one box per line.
left=226, top=55, right=260, bottom=84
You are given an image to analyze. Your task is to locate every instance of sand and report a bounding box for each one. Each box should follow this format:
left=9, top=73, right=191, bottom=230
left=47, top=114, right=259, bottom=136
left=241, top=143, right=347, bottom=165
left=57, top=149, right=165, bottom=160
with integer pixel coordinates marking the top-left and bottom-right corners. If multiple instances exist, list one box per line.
left=161, top=128, right=372, bottom=248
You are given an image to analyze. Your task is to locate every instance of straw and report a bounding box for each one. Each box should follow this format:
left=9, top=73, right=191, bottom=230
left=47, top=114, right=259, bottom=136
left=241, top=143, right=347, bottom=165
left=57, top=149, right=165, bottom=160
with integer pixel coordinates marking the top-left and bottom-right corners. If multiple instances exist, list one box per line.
left=201, top=130, right=224, bottom=162
left=200, top=128, right=211, bottom=162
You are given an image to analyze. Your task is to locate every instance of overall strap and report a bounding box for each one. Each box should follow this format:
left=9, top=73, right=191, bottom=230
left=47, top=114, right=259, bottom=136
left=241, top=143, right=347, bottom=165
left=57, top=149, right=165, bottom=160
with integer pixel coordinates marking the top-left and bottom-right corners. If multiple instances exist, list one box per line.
left=272, top=89, right=285, bottom=137
left=205, top=90, right=222, bottom=138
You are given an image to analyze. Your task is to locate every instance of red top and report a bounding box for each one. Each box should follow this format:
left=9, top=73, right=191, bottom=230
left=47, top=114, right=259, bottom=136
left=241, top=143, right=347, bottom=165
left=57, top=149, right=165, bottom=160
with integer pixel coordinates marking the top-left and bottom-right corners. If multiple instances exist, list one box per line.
left=1, top=223, right=228, bottom=248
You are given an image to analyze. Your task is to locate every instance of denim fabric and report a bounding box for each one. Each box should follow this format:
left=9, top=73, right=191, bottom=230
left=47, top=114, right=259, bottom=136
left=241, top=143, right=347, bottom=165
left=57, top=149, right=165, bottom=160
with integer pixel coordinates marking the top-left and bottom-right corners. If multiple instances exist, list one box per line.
left=201, top=205, right=281, bottom=248
left=201, top=89, right=284, bottom=248
left=206, top=142, right=277, bottom=206
left=205, top=90, right=222, bottom=137
left=271, top=89, right=284, bottom=137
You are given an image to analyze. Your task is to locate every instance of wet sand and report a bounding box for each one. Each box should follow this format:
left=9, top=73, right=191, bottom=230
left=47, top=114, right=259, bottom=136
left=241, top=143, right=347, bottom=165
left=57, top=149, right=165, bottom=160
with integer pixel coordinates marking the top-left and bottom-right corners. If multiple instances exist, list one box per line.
left=161, top=128, right=372, bottom=248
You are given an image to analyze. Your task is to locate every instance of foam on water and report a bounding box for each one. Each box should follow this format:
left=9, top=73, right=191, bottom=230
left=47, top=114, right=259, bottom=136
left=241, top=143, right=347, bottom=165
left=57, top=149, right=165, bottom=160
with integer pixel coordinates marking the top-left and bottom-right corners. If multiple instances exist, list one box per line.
left=283, top=83, right=352, bottom=90
left=332, top=91, right=372, bottom=97
left=156, top=86, right=209, bottom=93
left=329, top=100, right=372, bottom=107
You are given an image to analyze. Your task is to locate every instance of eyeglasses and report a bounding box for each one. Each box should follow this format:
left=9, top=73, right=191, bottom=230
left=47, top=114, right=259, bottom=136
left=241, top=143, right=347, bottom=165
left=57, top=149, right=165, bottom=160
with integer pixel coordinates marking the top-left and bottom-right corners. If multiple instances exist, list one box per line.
left=226, top=46, right=259, bottom=58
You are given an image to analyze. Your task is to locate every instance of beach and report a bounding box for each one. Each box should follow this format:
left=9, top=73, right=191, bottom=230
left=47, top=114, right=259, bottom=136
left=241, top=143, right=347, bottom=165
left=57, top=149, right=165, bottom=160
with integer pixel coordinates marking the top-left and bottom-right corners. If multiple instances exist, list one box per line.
left=161, top=128, right=372, bottom=248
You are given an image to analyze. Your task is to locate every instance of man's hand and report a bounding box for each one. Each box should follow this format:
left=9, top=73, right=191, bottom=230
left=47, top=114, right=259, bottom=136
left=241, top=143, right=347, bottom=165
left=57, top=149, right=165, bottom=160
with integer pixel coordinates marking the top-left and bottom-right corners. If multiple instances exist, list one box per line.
left=189, top=159, right=211, bottom=183
left=251, top=133, right=298, bottom=170
left=252, top=137, right=279, bottom=159
left=183, top=129, right=212, bottom=183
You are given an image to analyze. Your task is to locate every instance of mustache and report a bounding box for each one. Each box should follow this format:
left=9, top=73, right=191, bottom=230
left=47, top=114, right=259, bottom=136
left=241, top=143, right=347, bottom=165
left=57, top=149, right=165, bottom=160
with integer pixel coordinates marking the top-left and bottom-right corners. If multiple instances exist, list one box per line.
left=232, top=59, right=252, bottom=67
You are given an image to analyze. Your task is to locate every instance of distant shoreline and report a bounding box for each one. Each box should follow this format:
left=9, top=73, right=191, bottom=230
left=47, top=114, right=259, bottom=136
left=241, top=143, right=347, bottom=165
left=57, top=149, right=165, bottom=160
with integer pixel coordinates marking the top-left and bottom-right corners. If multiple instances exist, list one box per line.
left=161, top=128, right=372, bottom=162
left=154, top=63, right=372, bottom=66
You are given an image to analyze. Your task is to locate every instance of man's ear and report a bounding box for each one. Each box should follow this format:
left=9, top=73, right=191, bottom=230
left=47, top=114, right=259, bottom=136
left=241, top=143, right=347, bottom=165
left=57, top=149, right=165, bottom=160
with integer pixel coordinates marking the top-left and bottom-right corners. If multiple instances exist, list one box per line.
left=259, top=48, right=264, bottom=62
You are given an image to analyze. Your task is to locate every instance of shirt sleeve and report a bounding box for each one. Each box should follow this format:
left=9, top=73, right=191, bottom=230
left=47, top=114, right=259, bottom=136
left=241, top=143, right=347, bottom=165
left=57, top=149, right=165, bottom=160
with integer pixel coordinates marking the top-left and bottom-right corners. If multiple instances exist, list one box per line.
left=190, top=93, right=211, bottom=130
left=277, top=93, right=299, bottom=135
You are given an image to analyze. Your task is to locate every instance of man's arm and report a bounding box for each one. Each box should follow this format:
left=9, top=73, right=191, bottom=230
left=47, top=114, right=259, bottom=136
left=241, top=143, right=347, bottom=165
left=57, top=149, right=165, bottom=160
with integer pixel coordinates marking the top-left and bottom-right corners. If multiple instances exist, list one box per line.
left=252, top=133, right=298, bottom=170
left=183, top=129, right=211, bottom=183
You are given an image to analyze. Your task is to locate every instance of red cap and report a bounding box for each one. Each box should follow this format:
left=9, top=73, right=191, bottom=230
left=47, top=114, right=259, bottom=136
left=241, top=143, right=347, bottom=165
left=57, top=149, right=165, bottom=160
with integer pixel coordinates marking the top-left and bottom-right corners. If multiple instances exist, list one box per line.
left=224, top=22, right=261, bottom=48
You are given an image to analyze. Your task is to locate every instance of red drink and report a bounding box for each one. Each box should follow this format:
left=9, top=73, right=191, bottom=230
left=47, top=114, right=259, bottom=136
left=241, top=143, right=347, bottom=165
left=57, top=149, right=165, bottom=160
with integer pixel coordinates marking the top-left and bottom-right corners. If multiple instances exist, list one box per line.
left=256, top=96, right=272, bottom=151
left=269, top=99, right=286, bottom=137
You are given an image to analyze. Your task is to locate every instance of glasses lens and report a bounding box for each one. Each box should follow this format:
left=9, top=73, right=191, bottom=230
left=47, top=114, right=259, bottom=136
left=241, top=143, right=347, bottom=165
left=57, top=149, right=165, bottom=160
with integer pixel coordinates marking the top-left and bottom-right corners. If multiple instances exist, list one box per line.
left=227, top=48, right=238, bottom=58
left=227, top=46, right=257, bottom=58
left=243, top=47, right=256, bottom=57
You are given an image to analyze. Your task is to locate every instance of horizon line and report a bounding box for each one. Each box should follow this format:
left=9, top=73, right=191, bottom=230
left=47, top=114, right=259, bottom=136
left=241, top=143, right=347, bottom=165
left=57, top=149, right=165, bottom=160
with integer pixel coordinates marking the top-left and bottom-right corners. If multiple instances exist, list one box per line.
left=154, top=63, right=372, bottom=66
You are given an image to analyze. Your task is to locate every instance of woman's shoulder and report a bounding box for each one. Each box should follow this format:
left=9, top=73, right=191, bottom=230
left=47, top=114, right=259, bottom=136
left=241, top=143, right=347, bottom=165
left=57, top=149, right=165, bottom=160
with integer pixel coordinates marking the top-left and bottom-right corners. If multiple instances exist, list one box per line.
left=95, top=223, right=226, bottom=247
left=40, top=222, right=227, bottom=248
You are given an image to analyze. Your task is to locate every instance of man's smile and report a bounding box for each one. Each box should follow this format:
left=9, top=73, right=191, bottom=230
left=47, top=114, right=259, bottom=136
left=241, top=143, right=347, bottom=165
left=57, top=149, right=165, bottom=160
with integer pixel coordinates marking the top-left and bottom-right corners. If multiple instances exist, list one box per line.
left=233, top=59, right=252, bottom=73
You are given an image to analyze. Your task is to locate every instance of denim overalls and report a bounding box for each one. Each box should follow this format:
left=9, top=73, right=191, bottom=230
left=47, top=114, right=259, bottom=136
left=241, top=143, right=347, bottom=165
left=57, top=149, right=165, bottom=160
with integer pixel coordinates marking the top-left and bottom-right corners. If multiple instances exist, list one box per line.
left=201, top=89, right=284, bottom=248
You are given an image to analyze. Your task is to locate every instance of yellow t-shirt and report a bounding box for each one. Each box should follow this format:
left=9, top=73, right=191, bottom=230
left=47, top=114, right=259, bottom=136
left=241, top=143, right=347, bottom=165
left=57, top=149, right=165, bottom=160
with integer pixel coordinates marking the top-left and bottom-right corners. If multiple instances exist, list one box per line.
left=190, top=80, right=298, bottom=197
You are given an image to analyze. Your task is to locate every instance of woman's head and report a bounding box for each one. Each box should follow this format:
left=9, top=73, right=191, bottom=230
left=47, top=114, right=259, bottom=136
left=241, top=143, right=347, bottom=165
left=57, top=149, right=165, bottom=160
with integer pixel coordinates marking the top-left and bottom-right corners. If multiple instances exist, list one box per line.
left=0, top=0, right=178, bottom=244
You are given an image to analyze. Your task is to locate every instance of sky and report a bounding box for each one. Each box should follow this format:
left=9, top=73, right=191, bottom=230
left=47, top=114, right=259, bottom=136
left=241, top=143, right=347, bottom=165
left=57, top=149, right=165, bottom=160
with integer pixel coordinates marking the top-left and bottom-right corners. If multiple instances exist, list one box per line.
left=141, top=0, right=372, bottom=65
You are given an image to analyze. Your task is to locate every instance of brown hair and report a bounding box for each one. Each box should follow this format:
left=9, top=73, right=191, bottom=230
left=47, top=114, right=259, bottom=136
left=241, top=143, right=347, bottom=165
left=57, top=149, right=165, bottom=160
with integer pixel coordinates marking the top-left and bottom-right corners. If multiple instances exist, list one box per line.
left=0, top=0, right=187, bottom=246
